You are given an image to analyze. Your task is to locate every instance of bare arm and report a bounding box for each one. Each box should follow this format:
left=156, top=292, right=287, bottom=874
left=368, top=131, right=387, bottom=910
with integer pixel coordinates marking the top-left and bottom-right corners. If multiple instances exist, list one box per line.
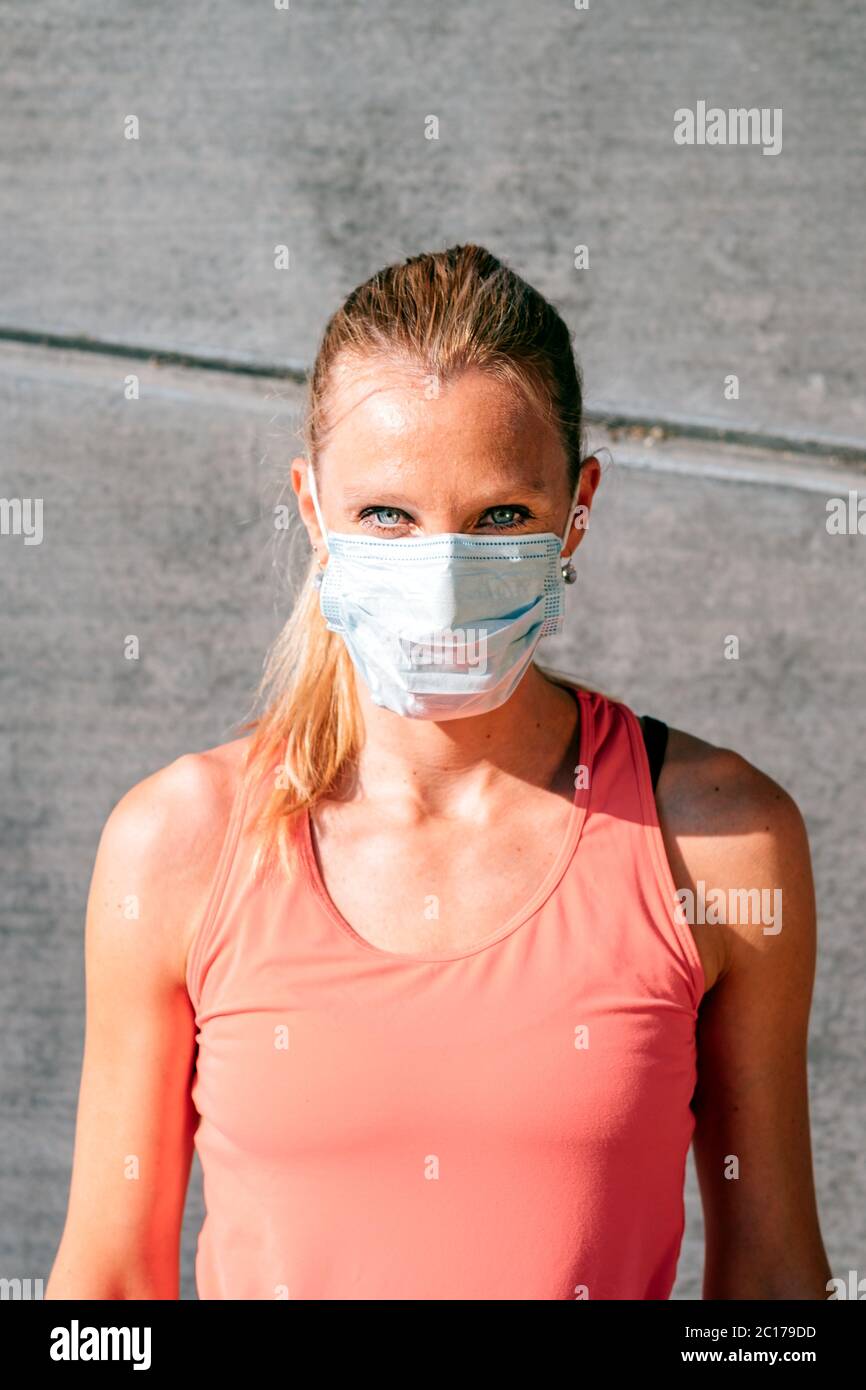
left=45, top=749, right=236, bottom=1300
left=659, top=731, right=832, bottom=1300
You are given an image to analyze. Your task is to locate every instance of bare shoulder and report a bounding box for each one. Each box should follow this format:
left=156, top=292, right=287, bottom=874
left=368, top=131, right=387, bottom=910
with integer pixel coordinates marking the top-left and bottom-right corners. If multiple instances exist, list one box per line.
left=98, top=734, right=252, bottom=865
left=89, top=734, right=254, bottom=987
left=658, top=724, right=807, bottom=839
left=651, top=724, right=815, bottom=987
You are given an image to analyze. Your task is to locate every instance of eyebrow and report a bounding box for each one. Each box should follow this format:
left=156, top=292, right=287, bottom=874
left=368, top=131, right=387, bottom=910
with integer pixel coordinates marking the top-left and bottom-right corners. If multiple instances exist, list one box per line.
left=338, top=474, right=553, bottom=506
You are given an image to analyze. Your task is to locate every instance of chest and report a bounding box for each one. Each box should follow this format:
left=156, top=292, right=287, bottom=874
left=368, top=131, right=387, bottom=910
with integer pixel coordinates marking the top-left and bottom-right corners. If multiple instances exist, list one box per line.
left=306, top=792, right=578, bottom=955
left=193, top=923, right=700, bottom=1167
left=304, top=799, right=723, bottom=990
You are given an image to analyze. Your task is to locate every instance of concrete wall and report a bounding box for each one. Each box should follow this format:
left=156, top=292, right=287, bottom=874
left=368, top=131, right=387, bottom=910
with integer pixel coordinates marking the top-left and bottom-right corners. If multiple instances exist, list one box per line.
left=2, top=0, right=864, bottom=442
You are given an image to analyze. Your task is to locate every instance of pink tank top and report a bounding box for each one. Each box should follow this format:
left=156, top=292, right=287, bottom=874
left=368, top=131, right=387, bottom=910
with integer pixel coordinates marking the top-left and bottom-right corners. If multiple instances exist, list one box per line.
left=186, top=687, right=705, bottom=1300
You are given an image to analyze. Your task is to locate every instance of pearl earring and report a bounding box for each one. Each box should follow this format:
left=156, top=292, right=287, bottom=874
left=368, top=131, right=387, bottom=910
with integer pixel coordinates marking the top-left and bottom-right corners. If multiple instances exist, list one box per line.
left=561, top=556, right=577, bottom=584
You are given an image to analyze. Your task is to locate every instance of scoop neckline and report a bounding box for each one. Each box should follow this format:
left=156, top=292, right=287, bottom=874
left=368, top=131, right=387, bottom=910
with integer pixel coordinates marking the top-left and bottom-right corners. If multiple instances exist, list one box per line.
left=299, top=686, right=595, bottom=964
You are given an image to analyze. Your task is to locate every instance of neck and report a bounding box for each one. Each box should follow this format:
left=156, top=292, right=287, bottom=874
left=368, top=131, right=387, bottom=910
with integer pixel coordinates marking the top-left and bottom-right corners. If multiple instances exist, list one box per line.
left=343, top=665, right=581, bottom=819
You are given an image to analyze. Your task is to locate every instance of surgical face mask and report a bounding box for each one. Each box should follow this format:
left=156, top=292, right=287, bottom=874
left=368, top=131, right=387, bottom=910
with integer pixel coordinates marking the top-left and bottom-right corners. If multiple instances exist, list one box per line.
left=307, top=466, right=580, bottom=720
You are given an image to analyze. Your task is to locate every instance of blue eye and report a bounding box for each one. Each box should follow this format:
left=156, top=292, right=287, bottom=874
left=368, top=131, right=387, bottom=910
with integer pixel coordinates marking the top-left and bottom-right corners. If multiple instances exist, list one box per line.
left=358, top=506, right=410, bottom=534
left=484, top=506, right=533, bottom=529
left=370, top=507, right=404, bottom=527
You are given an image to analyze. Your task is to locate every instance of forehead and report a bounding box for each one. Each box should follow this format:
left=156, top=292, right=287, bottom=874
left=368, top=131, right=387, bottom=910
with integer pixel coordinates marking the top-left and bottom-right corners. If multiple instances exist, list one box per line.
left=317, top=355, right=563, bottom=468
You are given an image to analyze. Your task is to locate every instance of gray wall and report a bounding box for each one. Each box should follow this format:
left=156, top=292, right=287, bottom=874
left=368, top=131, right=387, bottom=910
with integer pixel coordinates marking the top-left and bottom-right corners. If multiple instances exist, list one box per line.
left=1, top=0, right=864, bottom=1300
left=2, top=0, right=865, bottom=443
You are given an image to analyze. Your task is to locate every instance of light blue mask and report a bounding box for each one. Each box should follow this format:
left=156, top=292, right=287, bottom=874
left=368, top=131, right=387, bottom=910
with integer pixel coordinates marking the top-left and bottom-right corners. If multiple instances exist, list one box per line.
left=307, top=467, right=579, bottom=720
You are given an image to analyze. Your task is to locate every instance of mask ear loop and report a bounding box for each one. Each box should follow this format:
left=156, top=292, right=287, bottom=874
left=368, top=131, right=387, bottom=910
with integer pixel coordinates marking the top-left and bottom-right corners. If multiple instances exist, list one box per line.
left=306, top=462, right=330, bottom=553
left=306, top=463, right=329, bottom=590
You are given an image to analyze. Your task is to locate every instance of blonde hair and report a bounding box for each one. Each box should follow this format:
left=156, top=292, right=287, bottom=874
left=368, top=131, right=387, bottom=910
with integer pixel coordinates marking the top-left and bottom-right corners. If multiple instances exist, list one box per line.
left=239, top=243, right=603, bottom=875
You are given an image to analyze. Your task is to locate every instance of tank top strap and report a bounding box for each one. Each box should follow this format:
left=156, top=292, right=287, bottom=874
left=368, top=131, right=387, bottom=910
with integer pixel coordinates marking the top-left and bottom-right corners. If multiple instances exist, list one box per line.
left=576, top=692, right=661, bottom=822
left=567, top=689, right=704, bottom=1013
left=639, top=714, right=669, bottom=793
left=185, top=743, right=264, bottom=1015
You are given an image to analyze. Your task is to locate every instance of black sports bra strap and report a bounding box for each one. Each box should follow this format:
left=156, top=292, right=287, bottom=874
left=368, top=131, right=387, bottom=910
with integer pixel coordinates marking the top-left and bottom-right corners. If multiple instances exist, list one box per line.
left=640, top=714, right=669, bottom=794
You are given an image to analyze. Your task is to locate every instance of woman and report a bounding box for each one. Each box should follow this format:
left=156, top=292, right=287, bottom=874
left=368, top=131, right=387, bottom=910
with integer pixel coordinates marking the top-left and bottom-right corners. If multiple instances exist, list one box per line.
left=47, top=244, right=830, bottom=1300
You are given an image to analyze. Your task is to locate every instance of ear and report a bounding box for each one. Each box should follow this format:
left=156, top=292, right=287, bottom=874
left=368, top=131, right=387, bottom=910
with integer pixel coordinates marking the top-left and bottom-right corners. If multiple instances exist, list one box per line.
left=564, top=455, right=603, bottom=555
